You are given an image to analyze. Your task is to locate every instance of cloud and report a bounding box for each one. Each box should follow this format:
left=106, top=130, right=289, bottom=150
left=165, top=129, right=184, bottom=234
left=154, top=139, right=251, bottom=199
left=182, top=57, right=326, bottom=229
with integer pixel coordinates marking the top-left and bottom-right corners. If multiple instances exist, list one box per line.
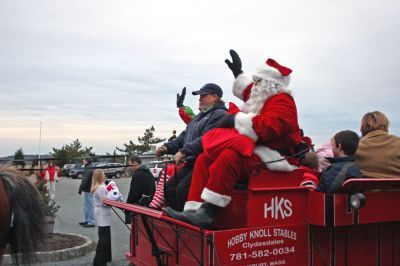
left=0, top=0, right=399, bottom=155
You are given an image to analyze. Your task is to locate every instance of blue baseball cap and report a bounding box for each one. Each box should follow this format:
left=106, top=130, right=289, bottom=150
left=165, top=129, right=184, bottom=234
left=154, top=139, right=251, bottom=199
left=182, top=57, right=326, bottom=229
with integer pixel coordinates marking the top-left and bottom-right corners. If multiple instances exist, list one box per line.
left=192, top=83, right=223, bottom=97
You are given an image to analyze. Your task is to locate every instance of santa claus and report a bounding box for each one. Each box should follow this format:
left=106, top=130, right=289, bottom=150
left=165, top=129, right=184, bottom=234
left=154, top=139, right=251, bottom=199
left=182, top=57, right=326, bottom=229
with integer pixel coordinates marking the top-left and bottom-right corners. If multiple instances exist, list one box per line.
left=165, top=50, right=302, bottom=228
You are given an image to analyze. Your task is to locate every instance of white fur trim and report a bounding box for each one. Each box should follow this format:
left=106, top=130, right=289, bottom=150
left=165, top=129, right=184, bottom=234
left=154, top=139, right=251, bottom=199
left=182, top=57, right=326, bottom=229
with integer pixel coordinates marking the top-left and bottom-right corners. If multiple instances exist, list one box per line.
left=253, top=64, right=291, bottom=88
left=201, top=188, right=231, bottom=207
left=241, top=80, right=292, bottom=114
left=183, top=201, right=202, bottom=211
left=253, top=146, right=297, bottom=172
left=232, top=73, right=253, bottom=100
left=234, top=112, right=258, bottom=141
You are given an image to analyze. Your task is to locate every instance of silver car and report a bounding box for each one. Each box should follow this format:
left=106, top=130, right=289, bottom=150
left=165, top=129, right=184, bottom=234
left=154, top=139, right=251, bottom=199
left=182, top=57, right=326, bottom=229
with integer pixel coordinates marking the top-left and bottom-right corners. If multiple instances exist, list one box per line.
left=98, top=162, right=125, bottom=179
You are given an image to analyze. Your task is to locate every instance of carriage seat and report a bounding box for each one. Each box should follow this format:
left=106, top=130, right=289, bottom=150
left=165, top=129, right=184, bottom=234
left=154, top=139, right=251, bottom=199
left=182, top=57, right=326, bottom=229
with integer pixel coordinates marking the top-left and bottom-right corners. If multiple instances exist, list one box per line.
left=213, top=168, right=309, bottom=229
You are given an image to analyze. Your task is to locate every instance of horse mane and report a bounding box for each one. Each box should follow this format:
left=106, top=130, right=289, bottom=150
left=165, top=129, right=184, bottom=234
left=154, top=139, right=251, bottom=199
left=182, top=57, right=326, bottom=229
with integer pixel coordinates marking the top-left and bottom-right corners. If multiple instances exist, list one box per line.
left=0, top=165, right=46, bottom=265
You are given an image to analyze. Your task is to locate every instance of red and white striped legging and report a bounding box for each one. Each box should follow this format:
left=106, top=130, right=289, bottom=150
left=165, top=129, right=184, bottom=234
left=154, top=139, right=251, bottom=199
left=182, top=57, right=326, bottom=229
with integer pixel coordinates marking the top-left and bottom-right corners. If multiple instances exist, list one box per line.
left=149, top=163, right=183, bottom=209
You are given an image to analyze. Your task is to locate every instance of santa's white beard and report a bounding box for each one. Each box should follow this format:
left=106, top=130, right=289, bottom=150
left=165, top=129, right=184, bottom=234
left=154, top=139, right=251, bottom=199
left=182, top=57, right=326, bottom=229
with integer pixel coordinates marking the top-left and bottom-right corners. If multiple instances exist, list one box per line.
left=242, top=79, right=291, bottom=114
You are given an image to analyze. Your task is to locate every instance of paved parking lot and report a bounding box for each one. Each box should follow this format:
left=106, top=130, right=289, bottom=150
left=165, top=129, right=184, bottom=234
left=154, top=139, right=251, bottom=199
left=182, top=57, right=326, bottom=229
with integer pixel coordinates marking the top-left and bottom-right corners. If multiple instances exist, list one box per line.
left=38, top=176, right=133, bottom=266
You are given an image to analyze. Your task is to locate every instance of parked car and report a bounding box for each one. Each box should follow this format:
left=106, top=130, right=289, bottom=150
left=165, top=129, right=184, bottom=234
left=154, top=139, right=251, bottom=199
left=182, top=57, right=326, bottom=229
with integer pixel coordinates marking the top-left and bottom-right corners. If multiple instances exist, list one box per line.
left=98, top=162, right=125, bottom=179
left=92, top=162, right=103, bottom=168
left=62, top=164, right=76, bottom=177
left=69, top=164, right=84, bottom=179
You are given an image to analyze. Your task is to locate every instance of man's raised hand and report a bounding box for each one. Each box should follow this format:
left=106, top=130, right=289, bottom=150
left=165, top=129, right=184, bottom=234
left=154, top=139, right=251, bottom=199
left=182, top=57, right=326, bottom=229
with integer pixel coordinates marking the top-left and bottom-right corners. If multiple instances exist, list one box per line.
left=176, top=87, right=186, bottom=108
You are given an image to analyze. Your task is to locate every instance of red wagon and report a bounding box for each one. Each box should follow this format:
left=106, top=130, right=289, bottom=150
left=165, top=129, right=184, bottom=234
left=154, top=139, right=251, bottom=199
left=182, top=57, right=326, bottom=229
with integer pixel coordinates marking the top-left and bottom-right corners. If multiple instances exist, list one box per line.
left=104, top=169, right=400, bottom=266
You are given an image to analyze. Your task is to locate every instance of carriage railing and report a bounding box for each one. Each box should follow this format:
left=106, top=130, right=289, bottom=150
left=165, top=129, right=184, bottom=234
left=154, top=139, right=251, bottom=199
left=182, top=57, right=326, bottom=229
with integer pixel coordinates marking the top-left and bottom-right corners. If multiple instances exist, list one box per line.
left=1, top=157, right=175, bottom=176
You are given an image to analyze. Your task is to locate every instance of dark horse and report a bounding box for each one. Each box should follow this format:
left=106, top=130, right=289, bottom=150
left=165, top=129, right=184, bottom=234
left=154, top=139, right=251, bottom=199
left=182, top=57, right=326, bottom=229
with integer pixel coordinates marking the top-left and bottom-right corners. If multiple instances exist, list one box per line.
left=0, top=165, right=46, bottom=265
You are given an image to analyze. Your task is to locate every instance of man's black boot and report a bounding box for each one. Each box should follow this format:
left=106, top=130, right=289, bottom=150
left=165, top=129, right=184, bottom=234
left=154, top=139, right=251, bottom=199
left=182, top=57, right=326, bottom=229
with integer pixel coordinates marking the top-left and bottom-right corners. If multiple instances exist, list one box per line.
left=179, top=202, right=220, bottom=229
left=164, top=207, right=195, bottom=221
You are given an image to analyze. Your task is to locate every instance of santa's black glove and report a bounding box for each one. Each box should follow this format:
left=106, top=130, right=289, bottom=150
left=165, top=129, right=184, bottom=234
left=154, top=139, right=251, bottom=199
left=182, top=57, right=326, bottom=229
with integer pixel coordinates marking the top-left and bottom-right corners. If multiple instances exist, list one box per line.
left=176, top=87, right=186, bottom=108
left=225, top=49, right=243, bottom=78
left=218, top=114, right=235, bottom=128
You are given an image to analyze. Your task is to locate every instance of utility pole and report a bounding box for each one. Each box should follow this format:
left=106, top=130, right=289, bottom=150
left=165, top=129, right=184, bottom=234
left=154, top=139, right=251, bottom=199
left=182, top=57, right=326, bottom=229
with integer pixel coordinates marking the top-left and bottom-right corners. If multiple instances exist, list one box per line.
left=39, top=121, right=42, bottom=168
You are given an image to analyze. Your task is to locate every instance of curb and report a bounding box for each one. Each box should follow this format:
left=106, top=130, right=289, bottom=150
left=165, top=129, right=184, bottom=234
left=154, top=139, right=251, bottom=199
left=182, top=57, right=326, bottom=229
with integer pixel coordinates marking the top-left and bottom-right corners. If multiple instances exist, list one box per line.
left=2, top=233, right=95, bottom=265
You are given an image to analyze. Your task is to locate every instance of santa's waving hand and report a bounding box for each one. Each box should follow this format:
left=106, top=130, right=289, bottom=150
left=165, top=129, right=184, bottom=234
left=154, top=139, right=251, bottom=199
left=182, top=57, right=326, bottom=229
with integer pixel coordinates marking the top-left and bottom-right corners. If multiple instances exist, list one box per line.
left=224, top=50, right=243, bottom=78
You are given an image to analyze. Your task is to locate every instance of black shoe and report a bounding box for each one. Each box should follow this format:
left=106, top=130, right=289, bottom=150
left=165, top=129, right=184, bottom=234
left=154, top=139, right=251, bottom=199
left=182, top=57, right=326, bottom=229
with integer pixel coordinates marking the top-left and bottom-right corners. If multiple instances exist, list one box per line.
left=83, top=224, right=95, bottom=228
left=168, top=203, right=220, bottom=229
left=78, top=222, right=88, bottom=226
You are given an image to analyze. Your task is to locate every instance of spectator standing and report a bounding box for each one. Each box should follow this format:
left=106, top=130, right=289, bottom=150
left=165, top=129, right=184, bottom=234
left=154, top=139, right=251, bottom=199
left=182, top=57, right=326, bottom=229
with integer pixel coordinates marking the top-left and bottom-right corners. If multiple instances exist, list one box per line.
left=32, top=161, right=46, bottom=194
left=91, top=169, right=112, bottom=266
left=44, top=160, right=59, bottom=200
left=169, top=130, right=177, bottom=141
left=78, top=156, right=95, bottom=227
left=127, top=155, right=156, bottom=206
left=356, top=111, right=400, bottom=178
left=316, top=130, right=363, bottom=193
left=126, top=155, right=155, bottom=223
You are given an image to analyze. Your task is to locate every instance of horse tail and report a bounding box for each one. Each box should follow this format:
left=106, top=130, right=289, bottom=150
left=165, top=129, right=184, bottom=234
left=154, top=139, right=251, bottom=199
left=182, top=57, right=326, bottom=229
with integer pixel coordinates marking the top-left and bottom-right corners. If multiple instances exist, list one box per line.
left=0, top=165, right=46, bottom=265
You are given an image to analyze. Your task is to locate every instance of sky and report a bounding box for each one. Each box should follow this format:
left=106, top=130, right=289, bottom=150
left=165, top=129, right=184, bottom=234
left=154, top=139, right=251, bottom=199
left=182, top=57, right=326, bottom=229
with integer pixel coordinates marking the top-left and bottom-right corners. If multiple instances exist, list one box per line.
left=0, top=0, right=399, bottom=156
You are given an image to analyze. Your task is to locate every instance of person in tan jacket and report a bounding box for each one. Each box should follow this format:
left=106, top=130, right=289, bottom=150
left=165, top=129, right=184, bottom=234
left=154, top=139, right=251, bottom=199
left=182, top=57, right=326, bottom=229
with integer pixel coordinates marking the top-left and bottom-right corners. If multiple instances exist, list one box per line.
left=355, top=111, right=400, bottom=178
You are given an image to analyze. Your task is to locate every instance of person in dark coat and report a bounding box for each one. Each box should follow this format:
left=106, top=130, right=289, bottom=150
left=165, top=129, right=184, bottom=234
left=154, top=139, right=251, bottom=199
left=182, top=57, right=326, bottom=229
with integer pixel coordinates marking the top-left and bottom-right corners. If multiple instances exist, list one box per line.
left=155, top=83, right=227, bottom=211
left=78, top=156, right=95, bottom=227
left=127, top=155, right=156, bottom=206
left=125, top=155, right=155, bottom=223
left=316, top=130, right=363, bottom=193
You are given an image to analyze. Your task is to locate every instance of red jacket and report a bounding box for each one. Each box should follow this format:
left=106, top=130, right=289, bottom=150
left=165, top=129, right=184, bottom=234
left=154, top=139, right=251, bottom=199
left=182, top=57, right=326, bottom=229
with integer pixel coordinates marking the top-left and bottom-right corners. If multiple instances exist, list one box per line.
left=44, top=166, right=58, bottom=182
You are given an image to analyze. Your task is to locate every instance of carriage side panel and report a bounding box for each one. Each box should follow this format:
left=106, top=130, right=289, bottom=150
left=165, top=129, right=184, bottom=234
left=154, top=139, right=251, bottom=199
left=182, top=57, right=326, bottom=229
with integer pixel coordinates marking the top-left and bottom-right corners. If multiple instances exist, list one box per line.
left=212, top=224, right=308, bottom=265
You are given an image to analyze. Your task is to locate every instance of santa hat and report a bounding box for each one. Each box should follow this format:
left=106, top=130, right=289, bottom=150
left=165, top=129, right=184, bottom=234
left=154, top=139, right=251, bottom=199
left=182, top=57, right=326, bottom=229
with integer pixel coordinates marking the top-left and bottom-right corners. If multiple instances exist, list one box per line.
left=252, top=58, right=292, bottom=88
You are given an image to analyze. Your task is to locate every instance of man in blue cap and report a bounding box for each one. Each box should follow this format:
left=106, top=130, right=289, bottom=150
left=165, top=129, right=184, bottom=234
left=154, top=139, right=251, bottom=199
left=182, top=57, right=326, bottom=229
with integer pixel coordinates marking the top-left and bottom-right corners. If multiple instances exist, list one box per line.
left=156, top=83, right=227, bottom=211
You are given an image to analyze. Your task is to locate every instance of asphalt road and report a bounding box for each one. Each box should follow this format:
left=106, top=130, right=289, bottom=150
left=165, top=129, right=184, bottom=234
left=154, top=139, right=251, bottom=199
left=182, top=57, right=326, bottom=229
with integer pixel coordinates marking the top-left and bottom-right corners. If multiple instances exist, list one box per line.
left=37, top=176, right=133, bottom=266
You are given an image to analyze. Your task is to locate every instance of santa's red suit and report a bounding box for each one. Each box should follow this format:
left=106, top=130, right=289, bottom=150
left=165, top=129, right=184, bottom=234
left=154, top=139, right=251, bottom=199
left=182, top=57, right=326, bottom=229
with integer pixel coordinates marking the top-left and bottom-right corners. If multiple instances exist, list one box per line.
left=184, top=59, right=302, bottom=211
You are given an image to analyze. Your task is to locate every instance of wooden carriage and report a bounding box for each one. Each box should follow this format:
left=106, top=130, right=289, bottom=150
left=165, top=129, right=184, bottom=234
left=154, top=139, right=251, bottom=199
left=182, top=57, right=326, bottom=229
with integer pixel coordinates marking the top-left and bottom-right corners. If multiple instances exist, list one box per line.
left=104, top=169, right=400, bottom=266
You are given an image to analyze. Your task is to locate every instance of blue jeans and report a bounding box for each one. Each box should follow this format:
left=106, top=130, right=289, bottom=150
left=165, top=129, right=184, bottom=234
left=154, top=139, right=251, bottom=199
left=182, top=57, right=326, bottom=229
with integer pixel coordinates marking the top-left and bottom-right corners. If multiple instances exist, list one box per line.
left=83, top=192, right=95, bottom=225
